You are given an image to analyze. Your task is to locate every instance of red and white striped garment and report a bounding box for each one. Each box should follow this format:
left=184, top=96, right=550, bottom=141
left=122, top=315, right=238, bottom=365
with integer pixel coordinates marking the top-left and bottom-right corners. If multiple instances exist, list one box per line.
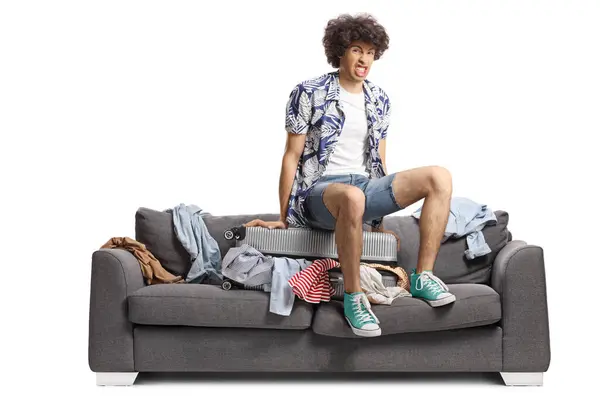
left=288, top=258, right=340, bottom=303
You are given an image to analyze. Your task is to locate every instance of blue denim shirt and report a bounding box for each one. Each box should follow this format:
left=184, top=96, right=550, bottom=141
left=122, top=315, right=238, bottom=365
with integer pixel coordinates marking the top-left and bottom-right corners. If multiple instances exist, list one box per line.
left=284, top=70, right=392, bottom=229
left=413, top=197, right=498, bottom=259
left=171, top=204, right=223, bottom=283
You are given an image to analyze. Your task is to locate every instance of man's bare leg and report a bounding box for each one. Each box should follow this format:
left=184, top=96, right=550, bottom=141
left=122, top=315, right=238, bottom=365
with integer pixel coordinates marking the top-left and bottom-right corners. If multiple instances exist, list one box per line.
left=322, top=182, right=381, bottom=336
left=390, top=166, right=453, bottom=273
left=388, top=165, right=455, bottom=307
left=321, top=183, right=365, bottom=293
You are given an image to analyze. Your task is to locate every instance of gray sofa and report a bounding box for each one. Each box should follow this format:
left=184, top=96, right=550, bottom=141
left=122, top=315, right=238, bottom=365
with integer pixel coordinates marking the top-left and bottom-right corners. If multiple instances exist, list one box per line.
left=88, top=207, right=551, bottom=386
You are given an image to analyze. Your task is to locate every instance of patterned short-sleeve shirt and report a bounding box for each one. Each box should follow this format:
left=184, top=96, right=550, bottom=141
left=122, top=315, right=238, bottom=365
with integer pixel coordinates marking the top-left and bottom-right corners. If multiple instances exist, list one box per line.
left=284, top=70, right=391, bottom=229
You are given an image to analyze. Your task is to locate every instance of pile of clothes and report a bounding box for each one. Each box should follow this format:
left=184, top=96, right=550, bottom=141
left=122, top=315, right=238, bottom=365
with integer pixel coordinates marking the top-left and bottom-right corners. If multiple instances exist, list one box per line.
left=220, top=243, right=412, bottom=316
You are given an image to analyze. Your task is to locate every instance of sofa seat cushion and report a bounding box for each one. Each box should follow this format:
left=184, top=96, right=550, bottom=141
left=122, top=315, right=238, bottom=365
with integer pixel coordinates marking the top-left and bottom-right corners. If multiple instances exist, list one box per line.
left=312, top=283, right=501, bottom=338
left=128, top=283, right=314, bottom=330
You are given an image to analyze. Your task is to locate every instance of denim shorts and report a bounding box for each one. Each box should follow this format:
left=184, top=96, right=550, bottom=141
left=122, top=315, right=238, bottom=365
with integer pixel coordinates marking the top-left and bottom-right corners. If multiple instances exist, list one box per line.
left=304, top=173, right=404, bottom=231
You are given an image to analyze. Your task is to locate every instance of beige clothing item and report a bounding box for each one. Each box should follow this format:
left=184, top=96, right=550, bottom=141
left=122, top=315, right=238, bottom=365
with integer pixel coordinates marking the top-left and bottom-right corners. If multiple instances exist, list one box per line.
left=360, top=263, right=410, bottom=291
left=100, top=236, right=184, bottom=285
left=359, top=264, right=412, bottom=305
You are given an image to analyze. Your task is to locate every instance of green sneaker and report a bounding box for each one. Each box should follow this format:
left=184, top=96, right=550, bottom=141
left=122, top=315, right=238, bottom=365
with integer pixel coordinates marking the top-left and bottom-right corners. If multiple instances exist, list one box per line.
left=410, top=269, right=456, bottom=307
left=344, top=292, right=381, bottom=337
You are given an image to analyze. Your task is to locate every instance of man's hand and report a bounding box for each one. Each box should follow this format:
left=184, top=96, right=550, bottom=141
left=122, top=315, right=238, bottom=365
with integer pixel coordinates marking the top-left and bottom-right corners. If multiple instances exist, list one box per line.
left=244, top=219, right=288, bottom=230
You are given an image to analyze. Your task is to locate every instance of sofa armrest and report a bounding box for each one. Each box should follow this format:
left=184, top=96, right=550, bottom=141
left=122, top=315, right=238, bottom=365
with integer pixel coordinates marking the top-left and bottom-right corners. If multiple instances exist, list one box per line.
left=88, top=248, right=145, bottom=372
left=491, top=240, right=551, bottom=372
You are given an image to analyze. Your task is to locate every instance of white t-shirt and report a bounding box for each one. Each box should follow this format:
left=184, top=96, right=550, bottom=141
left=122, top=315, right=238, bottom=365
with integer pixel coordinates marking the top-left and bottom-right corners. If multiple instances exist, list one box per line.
left=322, top=86, right=369, bottom=177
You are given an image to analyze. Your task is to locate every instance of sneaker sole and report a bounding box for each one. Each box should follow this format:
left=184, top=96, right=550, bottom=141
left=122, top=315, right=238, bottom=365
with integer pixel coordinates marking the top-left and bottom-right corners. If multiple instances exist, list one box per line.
left=425, top=294, right=457, bottom=307
left=345, top=317, right=382, bottom=337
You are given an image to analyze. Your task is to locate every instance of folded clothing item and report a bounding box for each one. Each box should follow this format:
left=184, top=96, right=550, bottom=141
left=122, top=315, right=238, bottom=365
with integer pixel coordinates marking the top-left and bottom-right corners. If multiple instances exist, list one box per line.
left=359, top=264, right=412, bottom=305
left=221, top=244, right=274, bottom=287
left=361, top=263, right=410, bottom=291
left=288, top=258, right=340, bottom=303
left=100, top=236, right=184, bottom=285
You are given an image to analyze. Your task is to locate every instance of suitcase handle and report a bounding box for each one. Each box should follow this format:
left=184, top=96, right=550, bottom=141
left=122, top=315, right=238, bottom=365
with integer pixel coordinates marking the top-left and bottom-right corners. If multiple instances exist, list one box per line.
left=223, top=225, right=246, bottom=241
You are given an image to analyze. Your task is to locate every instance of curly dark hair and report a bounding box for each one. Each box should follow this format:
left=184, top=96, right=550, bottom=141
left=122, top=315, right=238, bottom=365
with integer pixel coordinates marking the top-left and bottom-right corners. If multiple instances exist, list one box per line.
left=322, top=13, right=390, bottom=68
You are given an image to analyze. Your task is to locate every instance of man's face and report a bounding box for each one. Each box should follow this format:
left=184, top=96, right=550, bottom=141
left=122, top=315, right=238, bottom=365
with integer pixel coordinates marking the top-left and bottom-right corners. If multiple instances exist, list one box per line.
left=339, top=41, right=376, bottom=82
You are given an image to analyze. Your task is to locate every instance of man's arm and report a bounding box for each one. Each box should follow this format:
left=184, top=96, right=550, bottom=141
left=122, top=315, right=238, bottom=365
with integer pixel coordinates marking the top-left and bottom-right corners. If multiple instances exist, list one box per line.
left=279, top=133, right=306, bottom=221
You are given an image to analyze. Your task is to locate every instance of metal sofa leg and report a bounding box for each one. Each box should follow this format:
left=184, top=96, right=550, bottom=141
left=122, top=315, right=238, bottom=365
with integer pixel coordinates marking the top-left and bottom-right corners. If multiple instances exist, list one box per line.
left=500, top=372, right=543, bottom=386
left=96, top=372, right=139, bottom=386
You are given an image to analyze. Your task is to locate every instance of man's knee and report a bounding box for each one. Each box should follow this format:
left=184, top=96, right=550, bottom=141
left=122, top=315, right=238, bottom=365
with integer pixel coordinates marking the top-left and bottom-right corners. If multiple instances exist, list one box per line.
left=429, top=166, right=452, bottom=195
left=341, top=186, right=366, bottom=218
left=324, top=184, right=365, bottom=220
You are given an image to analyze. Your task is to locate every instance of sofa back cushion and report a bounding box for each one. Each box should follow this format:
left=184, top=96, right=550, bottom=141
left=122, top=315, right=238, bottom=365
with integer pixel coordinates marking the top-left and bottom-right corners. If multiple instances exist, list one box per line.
left=135, top=207, right=281, bottom=279
left=135, top=207, right=192, bottom=278
left=382, top=210, right=510, bottom=284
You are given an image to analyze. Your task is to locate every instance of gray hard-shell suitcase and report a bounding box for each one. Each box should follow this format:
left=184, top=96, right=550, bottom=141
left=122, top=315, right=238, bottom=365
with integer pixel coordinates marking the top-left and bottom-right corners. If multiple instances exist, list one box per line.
left=221, top=225, right=400, bottom=298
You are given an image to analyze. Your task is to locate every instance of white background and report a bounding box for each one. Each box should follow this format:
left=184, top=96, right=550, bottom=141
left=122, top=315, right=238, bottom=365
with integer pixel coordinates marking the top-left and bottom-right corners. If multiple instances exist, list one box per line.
left=1, top=0, right=598, bottom=398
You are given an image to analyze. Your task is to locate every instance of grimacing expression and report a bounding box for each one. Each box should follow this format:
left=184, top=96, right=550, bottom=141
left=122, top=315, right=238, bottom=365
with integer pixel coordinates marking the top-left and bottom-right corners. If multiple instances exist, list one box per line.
left=340, top=41, right=376, bottom=82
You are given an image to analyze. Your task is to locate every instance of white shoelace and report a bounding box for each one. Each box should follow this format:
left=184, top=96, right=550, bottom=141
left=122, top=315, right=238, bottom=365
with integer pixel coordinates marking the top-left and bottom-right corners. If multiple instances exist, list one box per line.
left=415, top=271, right=449, bottom=296
left=352, top=294, right=379, bottom=324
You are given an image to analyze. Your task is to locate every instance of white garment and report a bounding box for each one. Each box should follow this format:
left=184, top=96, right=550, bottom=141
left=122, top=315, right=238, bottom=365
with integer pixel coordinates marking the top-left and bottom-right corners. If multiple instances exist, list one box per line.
left=359, top=264, right=412, bottom=305
left=322, top=86, right=369, bottom=176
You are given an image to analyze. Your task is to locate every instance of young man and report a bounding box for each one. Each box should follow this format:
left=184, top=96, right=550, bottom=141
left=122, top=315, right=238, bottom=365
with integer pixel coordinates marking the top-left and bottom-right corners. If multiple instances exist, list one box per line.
left=248, top=13, right=456, bottom=337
